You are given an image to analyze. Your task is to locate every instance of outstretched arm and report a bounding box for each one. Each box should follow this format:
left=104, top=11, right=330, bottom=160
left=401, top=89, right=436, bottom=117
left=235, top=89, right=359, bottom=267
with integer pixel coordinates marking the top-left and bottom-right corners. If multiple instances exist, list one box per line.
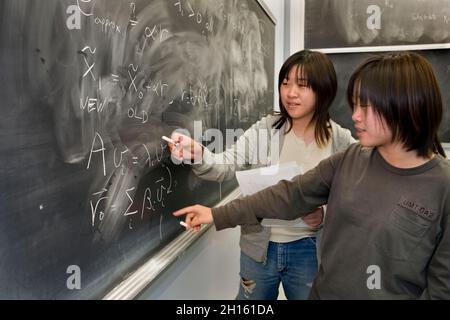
left=168, top=116, right=277, bottom=182
left=173, top=149, right=345, bottom=232
left=174, top=204, right=325, bottom=232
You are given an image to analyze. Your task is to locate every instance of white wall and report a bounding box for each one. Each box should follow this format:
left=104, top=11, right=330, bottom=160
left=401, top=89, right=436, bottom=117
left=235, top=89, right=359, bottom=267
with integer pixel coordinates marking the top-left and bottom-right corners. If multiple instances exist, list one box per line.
left=285, top=0, right=304, bottom=55
left=138, top=0, right=286, bottom=300
left=138, top=226, right=241, bottom=300
left=269, top=0, right=285, bottom=111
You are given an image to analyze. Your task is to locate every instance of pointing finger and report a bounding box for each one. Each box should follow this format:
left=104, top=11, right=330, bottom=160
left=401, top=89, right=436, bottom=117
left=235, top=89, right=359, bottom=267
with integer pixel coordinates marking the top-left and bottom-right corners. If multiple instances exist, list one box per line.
left=173, top=206, right=196, bottom=217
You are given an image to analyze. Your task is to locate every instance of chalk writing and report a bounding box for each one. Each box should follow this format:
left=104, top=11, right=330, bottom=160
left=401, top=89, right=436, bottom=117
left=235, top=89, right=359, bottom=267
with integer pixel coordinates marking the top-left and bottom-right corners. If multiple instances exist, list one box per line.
left=124, top=187, right=138, bottom=216
left=130, top=3, right=138, bottom=27
left=128, top=105, right=149, bottom=123
left=174, top=0, right=214, bottom=34
left=94, top=16, right=121, bottom=33
left=80, top=46, right=96, bottom=81
left=87, top=132, right=106, bottom=176
left=113, top=147, right=130, bottom=168
left=90, top=188, right=108, bottom=227
left=77, top=0, right=94, bottom=17
left=90, top=165, right=175, bottom=232
left=80, top=97, right=107, bottom=113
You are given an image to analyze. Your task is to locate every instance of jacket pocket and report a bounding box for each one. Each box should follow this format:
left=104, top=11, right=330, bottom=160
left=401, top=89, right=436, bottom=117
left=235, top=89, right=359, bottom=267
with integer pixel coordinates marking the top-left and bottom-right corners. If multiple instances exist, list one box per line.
left=240, top=225, right=271, bottom=263
left=374, top=207, right=431, bottom=261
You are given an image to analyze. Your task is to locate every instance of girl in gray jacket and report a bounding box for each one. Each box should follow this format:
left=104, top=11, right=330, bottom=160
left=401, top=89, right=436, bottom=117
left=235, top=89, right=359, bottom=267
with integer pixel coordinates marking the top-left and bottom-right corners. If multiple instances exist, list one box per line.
left=170, top=50, right=355, bottom=299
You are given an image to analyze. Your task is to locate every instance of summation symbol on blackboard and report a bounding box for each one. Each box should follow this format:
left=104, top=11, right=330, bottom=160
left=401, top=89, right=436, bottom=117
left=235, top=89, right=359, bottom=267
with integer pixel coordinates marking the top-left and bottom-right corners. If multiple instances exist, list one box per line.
left=89, top=164, right=174, bottom=230
left=124, top=187, right=138, bottom=217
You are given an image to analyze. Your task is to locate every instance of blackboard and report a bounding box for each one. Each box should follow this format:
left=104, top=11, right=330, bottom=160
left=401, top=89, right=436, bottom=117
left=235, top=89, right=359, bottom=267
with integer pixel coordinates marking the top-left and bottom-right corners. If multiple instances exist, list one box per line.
left=0, top=0, right=274, bottom=299
left=328, top=50, right=450, bottom=142
left=305, top=0, right=450, bottom=49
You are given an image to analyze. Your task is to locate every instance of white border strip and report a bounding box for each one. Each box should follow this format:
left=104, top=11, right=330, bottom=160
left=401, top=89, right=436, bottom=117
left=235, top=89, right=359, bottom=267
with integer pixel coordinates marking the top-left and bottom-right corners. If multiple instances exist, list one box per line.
left=256, top=0, right=277, bottom=25
left=288, top=0, right=304, bottom=54
left=443, top=143, right=450, bottom=159
left=317, top=44, right=450, bottom=54
left=301, top=1, right=450, bottom=54
left=103, top=188, right=241, bottom=300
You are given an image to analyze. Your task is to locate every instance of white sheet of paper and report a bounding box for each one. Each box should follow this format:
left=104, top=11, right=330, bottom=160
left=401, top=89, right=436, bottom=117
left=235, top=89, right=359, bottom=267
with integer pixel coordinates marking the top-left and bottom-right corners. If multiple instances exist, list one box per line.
left=235, top=162, right=307, bottom=228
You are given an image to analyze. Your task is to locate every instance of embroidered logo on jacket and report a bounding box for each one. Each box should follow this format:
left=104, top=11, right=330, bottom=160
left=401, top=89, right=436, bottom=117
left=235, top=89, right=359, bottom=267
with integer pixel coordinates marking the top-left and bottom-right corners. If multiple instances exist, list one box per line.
left=398, top=197, right=437, bottom=222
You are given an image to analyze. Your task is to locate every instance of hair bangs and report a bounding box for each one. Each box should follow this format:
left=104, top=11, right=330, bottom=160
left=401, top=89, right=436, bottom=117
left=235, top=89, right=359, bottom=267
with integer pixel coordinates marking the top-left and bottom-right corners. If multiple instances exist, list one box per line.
left=347, top=52, right=445, bottom=157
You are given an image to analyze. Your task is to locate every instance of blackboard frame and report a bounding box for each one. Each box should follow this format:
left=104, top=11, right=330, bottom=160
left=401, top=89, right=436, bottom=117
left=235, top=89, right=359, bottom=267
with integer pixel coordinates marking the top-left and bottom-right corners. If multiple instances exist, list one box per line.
left=101, top=0, right=277, bottom=299
left=0, top=0, right=276, bottom=299
left=303, top=0, right=450, bottom=53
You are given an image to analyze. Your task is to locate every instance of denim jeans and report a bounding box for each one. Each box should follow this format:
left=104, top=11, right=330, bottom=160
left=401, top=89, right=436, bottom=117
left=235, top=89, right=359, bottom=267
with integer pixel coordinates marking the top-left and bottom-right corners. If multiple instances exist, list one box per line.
left=236, top=237, right=318, bottom=300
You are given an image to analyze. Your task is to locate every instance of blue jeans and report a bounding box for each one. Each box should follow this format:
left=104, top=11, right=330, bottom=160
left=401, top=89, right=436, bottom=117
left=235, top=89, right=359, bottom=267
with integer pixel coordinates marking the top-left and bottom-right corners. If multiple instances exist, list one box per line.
left=236, top=237, right=318, bottom=300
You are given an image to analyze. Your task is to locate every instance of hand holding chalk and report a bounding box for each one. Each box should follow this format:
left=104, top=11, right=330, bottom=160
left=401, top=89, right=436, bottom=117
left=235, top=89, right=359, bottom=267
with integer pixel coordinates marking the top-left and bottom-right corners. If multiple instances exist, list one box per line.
left=180, top=220, right=201, bottom=233
left=179, top=221, right=188, bottom=228
left=174, top=205, right=213, bottom=227
left=165, top=133, right=204, bottom=164
left=162, top=135, right=179, bottom=147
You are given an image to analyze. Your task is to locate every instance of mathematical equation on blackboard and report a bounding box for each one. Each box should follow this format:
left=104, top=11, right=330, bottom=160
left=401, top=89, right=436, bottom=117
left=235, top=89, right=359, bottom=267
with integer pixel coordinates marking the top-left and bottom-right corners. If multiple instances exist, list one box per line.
left=63, top=0, right=269, bottom=240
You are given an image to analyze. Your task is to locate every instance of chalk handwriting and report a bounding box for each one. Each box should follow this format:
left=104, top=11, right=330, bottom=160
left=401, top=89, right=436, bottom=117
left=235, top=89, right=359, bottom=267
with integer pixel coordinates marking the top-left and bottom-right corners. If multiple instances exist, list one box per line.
left=129, top=3, right=138, bottom=27
left=87, top=132, right=106, bottom=176
left=140, top=165, right=174, bottom=224
left=90, top=188, right=108, bottom=227
left=174, top=0, right=214, bottom=34
left=80, top=97, right=107, bottom=113
left=80, top=46, right=96, bottom=81
left=128, top=105, right=149, bottom=123
left=124, top=187, right=138, bottom=216
left=412, top=13, right=437, bottom=21
left=128, top=64, right=139, bottom=93
left=77, top=0, right=94, bottom=17
left=180, top=83, right=212, bottom=109
left=90, top=164, right=175, bottom=232
left=87, top=130, right=167, bottom=178
left=113, top=147, right=130, bottom=168
left=94, top=16, right=121, bottom=33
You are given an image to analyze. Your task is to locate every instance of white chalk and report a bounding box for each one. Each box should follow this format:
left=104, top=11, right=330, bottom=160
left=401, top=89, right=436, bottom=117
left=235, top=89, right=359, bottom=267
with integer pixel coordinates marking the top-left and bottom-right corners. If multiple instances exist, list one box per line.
left=179, top=221, right=188, bottom=228
left=162, top=135, right=179, bottom=146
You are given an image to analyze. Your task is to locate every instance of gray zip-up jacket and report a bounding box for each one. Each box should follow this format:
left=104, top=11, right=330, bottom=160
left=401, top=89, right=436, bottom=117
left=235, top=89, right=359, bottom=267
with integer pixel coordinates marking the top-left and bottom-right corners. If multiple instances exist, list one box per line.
left=192, top=114, right=355, bottom=262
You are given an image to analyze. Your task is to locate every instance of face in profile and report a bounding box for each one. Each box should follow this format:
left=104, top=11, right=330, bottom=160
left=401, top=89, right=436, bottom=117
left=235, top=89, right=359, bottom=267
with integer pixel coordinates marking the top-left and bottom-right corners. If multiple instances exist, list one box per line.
left=351, top=99, right=392, bottom=148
